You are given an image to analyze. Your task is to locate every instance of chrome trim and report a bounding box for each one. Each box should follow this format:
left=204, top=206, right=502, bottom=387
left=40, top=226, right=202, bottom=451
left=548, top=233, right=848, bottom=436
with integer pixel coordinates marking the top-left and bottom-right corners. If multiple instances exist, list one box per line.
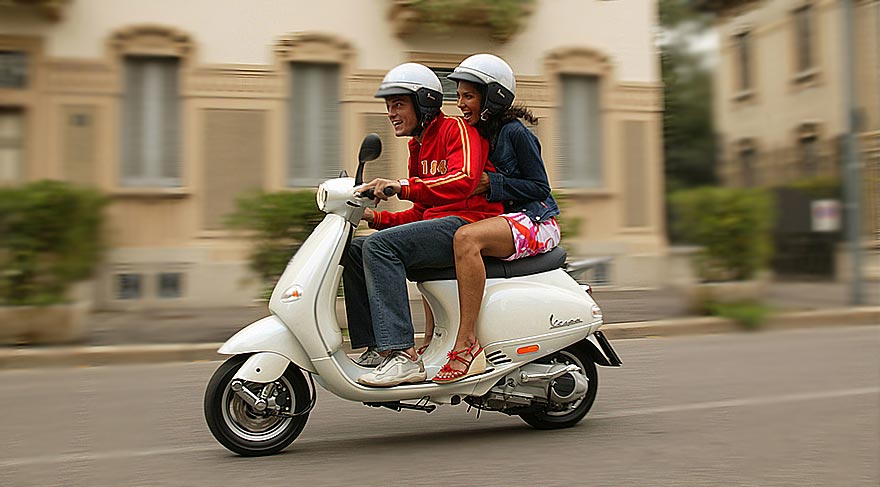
left=519, top=364, right=580, bottom=383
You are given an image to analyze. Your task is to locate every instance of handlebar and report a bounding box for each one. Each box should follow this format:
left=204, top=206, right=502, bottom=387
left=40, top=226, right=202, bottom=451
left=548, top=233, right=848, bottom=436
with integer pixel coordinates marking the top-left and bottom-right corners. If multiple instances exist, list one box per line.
left=358, top=186, right=396, bottom=200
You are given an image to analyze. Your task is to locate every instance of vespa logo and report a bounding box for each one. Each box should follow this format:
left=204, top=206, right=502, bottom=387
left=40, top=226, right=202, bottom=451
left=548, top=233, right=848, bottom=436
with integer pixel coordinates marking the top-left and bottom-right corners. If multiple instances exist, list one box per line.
left=550, top=314, right=583, bottom=329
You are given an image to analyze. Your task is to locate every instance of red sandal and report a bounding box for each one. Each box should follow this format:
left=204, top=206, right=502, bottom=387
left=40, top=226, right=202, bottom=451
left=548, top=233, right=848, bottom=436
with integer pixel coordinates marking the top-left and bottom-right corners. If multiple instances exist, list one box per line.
left=417, top=343, right=430, bottom=355
left=431, top=341, right=486, bottom=383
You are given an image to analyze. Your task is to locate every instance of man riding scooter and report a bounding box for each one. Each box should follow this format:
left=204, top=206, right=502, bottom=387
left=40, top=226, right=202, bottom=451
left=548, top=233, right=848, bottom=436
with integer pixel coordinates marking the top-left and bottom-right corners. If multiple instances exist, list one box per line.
left=344, top=63, right=503, bottom=387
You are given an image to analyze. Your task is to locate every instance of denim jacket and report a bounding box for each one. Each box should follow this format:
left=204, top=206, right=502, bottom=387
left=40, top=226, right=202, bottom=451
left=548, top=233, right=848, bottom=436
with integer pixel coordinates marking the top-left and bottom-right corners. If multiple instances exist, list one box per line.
left=486, top=119, right=560, bottom=222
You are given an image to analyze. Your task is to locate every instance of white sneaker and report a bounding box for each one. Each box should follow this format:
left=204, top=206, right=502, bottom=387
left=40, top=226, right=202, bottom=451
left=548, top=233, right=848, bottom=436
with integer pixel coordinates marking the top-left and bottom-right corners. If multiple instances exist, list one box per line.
left=357, top=351, right=426, bottom=387
left=355, top=347, right=383, bottom=367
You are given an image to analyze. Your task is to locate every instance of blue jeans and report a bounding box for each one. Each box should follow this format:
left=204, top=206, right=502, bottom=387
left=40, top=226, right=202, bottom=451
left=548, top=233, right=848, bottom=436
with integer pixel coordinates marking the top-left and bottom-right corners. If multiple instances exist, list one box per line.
left=343, top=216, right=467, bottom=351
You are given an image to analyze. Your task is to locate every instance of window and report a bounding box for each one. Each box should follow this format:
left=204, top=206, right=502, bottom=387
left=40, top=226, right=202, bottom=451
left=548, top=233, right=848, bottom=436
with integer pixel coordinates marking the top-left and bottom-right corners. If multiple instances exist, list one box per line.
left=288, top=62, right=341, bottom=187
left=0, top=107, right=24, bottom=184
left=559, top=74, right=603, bottom=188
left=794, top=5, right=814, bottom=73
left=0, top=51, right=28, bottom=89
left=737, top=141, right=757, bottom=187
left=158, top=272, right=183, bottom=298
left=799, top=133, right=819, bottom=177
left=735, top=32, right=752, bottom=92
left=121, top=56, right=181, bottom=187
left=430, top=67, right=458, bottom=101
left=116, top=273, right=142, bottom=300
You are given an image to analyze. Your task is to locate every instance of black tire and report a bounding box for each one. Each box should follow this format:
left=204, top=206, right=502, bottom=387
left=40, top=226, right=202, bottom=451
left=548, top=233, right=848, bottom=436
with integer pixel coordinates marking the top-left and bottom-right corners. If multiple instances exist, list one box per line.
left=518, top=342, right=599, bottom=430
left=204, top=354, right=311, bottom=456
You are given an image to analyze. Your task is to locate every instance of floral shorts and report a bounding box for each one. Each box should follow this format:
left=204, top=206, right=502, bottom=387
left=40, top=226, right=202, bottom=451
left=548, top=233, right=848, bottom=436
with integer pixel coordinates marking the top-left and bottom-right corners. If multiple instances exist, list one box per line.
left=500, top=212, right=561, bottom=261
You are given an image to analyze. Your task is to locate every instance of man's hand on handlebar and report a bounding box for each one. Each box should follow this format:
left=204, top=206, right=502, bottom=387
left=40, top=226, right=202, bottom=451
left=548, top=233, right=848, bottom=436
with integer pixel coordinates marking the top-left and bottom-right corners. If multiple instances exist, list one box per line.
left=357, top=178, right=401, bottom=202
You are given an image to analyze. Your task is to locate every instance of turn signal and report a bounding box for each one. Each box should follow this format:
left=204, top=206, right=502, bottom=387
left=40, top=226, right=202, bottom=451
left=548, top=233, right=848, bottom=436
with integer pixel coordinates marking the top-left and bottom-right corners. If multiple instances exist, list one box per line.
left=280, top=284, right=304, bottom=303
left=517, top=345, right=540, bottom=355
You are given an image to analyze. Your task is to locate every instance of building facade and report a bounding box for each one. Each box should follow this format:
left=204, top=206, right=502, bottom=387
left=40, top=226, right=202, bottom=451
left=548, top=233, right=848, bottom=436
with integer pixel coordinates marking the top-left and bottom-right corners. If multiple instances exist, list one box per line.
left=708, top=0, right=879, bottom=242
left=0, top=0, right=667, bottom=307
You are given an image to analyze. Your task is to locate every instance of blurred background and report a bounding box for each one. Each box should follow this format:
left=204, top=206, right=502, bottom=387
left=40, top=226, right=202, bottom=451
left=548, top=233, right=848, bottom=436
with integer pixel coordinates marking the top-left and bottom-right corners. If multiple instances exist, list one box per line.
left=0, top=1, right=877, bottom=486
left=0, top=0, right=876, bottom=318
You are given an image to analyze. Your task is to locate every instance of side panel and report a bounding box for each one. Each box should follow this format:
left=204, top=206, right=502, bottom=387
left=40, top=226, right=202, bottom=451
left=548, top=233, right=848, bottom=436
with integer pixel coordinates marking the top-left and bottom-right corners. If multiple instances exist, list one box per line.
left=218, top=315, right=316, bottom=373
left=268, top=213, right=348, bottom=358
left=419, top=269, right=602, bottom=372
left=478, top=280, right=595, bottom=345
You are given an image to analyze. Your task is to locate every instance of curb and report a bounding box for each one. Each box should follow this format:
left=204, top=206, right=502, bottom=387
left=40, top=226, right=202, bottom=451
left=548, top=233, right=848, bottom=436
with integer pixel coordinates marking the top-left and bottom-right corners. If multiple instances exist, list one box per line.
left=0, top=307, right=877, bottom=371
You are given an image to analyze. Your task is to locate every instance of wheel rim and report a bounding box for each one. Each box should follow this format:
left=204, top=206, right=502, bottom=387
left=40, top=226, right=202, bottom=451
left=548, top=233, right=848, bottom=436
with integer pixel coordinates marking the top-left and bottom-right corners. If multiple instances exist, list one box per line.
left=220, top=376, right=295, bottom=442
left=545, top=350, right=589, bottom=417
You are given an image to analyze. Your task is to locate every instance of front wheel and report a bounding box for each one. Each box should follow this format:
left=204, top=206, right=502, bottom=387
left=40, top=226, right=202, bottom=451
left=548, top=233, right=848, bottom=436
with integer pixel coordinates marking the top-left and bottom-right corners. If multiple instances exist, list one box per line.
left=518, top=342, right=599, bottom=430
left=204, top=354, right=311, bottom=456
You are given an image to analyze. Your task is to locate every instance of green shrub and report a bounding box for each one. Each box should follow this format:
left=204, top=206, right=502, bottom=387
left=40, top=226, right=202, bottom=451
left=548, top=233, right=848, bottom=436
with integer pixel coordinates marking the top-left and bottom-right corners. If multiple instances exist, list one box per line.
left=408, top=0, right=535, bottom=39
left=707, top=300, right=771, bottom=331
left=0, top=180, right=106, bottom=306
left=225, top=190, right=324, bottom=287
left=670, top=187, right=773, bottom=282
left=552, top=191, right=582, bottom=249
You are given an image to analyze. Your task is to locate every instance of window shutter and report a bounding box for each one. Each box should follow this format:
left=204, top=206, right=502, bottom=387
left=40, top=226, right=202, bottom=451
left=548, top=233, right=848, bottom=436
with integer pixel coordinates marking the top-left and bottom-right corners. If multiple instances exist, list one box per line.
left=122, top=58, right=144, bottom=183
left=559, top=75, right=602, bottom=188
left=122, top=56, right=180, bottom=187
left=63, top=106, right=97, bottom=186
left=289, top=63, right=341, bottom=187
left=622, top=121, right=648, bottom=227
left=202, top=109, right=266, bottom=229
left=0, top=108, right=24, bottom=184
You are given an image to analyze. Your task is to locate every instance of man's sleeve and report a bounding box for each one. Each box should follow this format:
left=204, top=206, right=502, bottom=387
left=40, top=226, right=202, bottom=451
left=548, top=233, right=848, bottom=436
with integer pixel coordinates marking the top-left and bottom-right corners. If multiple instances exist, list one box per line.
left=369, top=203, right=427, bottom=230
left=398, top=118, right=483, bottom=206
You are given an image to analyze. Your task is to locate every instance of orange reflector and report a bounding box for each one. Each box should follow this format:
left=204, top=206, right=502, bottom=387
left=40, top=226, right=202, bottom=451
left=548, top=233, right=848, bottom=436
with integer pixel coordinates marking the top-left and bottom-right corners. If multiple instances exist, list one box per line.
left=517, top=345, right=540, bottom=355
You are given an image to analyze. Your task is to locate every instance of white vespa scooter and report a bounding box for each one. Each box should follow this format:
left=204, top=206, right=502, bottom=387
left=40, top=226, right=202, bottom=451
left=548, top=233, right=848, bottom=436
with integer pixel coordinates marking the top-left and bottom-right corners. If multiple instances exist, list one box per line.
left=204, top=134, right=622, bottom=456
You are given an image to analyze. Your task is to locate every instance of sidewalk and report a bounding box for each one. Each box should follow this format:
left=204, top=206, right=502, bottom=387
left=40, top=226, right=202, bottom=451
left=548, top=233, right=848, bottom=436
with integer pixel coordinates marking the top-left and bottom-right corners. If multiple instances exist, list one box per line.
left=83, top=281, right=877, bottom=346
left=0, top=281, right=876, bottom=370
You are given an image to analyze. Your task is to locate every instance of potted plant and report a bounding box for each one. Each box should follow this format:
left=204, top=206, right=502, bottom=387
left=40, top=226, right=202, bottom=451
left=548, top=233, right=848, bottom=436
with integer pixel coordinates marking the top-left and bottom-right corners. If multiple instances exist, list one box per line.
left=388, top=0, right=536, bottom=42
left=0, top=180, right=106, bottom=344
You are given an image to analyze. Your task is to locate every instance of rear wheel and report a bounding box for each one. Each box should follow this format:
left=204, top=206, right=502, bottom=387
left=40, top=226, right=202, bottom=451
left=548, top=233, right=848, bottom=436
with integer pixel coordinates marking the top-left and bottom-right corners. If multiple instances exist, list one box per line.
left=518, top=342, right=598, bottom=430
left=204, top=354, right=311, bottom=456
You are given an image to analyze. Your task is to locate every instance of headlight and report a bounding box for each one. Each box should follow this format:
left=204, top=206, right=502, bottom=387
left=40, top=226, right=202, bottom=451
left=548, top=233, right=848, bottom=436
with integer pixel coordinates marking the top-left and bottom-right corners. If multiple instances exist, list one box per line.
left=316, top=184, right=327, bottom=211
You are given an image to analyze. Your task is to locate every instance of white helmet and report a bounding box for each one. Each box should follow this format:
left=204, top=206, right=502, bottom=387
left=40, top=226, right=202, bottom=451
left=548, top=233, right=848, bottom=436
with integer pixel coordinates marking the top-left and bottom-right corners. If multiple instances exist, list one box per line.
left=375, top=63, right=443, bottom=130
left=448, top=54, right=516, bottom=118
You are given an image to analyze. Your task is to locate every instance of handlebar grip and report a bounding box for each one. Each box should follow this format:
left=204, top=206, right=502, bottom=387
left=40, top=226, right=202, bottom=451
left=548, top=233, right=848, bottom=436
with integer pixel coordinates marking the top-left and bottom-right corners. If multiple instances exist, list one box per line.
left=359, top=187, right=396, bottom=200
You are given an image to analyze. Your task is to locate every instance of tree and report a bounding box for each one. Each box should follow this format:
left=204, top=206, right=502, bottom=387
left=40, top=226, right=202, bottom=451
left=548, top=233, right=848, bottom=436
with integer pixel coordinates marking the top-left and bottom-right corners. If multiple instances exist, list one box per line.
left=660, top=0, right=717, bottom=192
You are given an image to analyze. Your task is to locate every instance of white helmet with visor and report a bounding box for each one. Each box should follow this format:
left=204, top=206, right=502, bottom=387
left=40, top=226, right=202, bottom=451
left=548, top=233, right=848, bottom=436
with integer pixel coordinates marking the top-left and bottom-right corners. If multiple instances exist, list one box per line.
left=448, top=54, right=516, bottom=119
left=375, top=63, right=443, bottom=130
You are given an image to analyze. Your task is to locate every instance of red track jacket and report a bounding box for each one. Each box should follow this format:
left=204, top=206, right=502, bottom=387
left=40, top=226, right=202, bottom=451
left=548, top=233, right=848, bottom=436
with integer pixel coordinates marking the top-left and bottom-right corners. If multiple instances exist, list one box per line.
left=370, top=114, right=504, bottom=230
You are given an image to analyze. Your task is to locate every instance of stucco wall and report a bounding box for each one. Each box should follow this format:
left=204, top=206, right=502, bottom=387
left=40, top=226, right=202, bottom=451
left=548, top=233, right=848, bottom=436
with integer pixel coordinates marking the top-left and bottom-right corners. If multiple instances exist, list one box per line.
left=0, top=0, right=659, bottom=82
left=714, top=0, right=847, bottom=148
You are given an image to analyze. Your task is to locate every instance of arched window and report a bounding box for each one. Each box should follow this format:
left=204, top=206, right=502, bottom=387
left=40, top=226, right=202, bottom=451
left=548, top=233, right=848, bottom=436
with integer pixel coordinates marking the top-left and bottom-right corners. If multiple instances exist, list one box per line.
left=276, top=33, right=353, bottom=187
left=108, top=25, right=195, bottom=188
left=545, top=47, right=612, bottom=189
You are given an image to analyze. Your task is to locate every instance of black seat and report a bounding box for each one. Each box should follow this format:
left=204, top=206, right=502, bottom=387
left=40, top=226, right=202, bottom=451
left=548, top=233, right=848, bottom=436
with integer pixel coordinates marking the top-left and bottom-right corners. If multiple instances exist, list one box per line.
left=407, top=246, right=567, bottom=283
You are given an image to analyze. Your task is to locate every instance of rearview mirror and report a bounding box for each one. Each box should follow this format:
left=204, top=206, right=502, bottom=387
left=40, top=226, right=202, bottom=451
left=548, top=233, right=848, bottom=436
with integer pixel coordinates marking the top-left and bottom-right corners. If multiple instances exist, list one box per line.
left=358, top=133, right=382, bottom=163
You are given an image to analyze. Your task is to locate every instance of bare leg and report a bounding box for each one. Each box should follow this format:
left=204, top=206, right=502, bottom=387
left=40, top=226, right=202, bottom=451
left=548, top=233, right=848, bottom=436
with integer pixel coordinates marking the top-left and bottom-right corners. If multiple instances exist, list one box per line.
left=419, top=296, right=434, bottom=353
left=437, top=217, right=514, bottom=378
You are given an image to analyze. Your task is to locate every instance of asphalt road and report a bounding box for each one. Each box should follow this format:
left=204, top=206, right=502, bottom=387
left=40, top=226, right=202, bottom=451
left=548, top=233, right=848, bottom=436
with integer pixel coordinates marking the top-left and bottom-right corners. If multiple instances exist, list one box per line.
left=0, top=326, right=877, bottom=487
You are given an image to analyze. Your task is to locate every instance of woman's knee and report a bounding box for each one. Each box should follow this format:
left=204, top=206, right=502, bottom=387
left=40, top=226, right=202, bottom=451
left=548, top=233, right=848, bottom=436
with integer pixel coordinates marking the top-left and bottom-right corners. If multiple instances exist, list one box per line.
left=454, top=226, right=484, bottom=254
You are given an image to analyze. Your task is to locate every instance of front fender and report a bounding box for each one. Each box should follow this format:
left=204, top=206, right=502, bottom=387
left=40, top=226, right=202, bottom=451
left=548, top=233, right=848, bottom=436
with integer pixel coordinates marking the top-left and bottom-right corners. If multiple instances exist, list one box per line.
left=233, top=352, right=291, bottom=383
left=218, top=315, right=316, bottom=373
